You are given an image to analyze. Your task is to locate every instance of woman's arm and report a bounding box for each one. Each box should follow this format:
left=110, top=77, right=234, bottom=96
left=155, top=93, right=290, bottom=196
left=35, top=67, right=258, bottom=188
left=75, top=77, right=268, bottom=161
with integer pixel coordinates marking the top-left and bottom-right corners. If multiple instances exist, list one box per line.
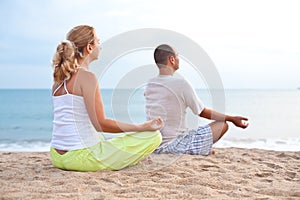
left=81, top=72, right=163, bottom=133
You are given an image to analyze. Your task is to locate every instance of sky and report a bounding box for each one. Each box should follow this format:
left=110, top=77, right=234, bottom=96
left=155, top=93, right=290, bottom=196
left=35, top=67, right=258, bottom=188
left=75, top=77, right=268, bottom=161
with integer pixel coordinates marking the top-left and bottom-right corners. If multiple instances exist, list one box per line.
left=0, top=0, right=299, bottom=89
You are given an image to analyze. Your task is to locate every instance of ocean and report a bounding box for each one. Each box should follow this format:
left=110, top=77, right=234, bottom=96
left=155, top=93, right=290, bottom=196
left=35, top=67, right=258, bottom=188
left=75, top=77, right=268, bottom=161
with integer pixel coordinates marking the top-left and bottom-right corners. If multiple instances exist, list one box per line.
left=0, top=89, right=299, bottom=152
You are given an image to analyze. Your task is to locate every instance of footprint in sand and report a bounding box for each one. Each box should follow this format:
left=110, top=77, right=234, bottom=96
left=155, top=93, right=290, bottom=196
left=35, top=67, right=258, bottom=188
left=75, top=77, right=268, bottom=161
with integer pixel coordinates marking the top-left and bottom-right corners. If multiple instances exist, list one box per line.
left=285, top=171, right=297, bottom=181
left=262, top=162, right=283, bottom=170
left=255, top=172, right=273, bottom=177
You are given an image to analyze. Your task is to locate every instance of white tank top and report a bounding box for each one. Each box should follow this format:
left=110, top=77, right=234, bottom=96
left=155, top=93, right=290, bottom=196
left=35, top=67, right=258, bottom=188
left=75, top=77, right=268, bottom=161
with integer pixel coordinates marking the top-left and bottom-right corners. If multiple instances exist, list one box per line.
left=51, top=80, right=102, bottom=150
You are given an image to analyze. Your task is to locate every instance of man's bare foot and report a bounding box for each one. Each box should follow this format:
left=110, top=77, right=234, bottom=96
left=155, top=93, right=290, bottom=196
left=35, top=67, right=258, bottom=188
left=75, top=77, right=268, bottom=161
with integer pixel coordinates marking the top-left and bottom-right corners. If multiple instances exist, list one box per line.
left=210, top=149, right=216, bottom=155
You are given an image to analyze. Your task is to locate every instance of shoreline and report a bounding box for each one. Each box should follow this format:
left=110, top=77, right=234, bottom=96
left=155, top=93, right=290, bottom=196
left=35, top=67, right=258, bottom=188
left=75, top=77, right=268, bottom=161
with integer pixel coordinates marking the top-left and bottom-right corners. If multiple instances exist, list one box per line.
left=1, top=138, right=300, bottom=152
left=0, top=147, right=299, bottom=199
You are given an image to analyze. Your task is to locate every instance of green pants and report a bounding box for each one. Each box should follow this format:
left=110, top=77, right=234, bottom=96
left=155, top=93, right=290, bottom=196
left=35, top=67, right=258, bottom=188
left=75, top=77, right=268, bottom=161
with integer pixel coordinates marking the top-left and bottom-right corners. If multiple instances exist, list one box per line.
left=50, top=131, right=162, bottom=172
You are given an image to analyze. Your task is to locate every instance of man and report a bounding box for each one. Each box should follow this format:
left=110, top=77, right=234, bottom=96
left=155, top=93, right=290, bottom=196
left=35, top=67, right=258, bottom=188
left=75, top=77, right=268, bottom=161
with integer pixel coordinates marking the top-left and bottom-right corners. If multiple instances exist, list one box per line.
left=144, top=44, right=248, bottom=155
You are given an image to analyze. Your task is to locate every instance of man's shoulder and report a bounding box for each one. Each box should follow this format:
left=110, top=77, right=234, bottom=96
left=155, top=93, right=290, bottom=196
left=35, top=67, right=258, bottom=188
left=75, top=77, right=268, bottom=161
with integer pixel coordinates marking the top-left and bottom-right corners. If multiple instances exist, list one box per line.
left=147, top=76, right=159, bottom=82
left=147, top=76, right=187, bottom=84
left=169, top=76, right=190, bottom=87
left=146, top=77, right=191, bottom=95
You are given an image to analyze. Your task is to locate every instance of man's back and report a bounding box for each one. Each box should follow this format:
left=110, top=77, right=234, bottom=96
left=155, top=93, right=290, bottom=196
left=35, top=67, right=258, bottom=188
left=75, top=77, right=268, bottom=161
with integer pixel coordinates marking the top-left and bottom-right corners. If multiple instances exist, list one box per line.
left=145, top=75, right=204, bottom=146
left=145, top=44, right=248, bottom=154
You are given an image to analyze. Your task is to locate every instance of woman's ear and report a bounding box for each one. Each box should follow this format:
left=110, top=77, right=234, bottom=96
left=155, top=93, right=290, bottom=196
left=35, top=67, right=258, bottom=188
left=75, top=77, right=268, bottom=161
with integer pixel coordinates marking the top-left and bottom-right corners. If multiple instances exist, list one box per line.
left=86, top=44, right=93, bottom=54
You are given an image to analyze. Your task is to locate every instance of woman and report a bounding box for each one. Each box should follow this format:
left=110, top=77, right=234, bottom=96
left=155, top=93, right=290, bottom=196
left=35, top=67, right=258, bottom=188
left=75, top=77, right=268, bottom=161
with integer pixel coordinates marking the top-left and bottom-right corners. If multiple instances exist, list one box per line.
left=50, top=25, right=162, bottom=171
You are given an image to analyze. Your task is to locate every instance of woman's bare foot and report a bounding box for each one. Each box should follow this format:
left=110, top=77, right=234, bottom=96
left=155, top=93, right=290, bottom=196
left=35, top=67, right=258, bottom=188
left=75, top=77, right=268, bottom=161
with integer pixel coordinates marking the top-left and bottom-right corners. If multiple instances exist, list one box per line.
left=140, top=156, right=153, bottom=165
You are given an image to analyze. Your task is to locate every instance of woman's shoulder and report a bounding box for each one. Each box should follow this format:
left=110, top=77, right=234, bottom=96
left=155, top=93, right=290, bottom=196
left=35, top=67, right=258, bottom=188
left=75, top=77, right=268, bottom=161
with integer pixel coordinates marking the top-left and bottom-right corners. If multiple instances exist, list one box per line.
left=75, top=70, right=99, bottom=93
left=77, top=70, right=98, bottom=83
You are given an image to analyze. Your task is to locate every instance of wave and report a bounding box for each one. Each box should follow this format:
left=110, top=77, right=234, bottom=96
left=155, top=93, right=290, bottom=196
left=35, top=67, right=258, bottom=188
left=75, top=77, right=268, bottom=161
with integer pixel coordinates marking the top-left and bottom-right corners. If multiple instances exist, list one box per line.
left=0, top=137, right=299, bottom=152
left=0, top=140, right=50, bottom=152
left=214, top=137, right=300, bottom=152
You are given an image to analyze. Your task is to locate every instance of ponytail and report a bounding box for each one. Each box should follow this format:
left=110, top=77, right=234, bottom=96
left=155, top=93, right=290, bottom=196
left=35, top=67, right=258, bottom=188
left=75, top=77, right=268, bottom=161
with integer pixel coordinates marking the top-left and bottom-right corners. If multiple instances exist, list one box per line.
left=51, top=40, right=79, bottom=83
left=51, top=25, right=95, bottom=83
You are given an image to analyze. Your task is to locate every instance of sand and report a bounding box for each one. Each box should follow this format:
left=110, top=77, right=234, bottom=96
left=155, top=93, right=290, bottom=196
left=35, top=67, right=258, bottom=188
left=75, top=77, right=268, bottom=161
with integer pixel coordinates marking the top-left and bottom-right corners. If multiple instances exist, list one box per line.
left=0, top=148, right=299, bottom=199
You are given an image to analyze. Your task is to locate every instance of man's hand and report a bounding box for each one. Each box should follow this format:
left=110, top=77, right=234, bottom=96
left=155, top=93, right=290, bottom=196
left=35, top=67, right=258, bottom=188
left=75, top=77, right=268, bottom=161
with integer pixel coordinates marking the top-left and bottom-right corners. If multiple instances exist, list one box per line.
left=199, top=108, right=249, bottom=129
left=230, top=116, right=249, bottom=129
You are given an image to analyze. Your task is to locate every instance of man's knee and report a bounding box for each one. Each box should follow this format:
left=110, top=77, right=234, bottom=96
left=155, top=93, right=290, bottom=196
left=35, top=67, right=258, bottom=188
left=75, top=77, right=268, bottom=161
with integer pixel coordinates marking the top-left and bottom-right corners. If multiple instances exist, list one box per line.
left=210, top=121, right=229, bottom=143
left=223, top=122, right=229, bottom=134
left=209, top=121, right=229, bottom=134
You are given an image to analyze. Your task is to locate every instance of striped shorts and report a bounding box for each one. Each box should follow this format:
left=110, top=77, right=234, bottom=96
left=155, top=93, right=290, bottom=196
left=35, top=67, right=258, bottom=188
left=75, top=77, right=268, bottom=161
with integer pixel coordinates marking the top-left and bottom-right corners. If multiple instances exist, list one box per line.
left=154, top=125, right=213, bottom=155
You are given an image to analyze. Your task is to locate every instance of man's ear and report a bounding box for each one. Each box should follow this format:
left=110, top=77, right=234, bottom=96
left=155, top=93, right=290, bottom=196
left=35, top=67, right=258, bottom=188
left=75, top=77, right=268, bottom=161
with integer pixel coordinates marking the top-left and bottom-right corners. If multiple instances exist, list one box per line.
left=169, top=56, right=175, bottom=65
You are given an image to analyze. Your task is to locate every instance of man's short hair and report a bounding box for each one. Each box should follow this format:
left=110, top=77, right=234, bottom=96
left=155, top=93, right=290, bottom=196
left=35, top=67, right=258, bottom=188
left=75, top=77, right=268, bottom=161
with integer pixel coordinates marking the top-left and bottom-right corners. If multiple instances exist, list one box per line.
left=154, top=44, right=175, bottom=68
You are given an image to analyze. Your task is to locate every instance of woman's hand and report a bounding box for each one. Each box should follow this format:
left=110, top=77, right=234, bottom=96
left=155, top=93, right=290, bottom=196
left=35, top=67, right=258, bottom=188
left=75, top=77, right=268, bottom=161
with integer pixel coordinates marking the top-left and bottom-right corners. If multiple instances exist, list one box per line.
left=142, top=117, right=164, bottom=131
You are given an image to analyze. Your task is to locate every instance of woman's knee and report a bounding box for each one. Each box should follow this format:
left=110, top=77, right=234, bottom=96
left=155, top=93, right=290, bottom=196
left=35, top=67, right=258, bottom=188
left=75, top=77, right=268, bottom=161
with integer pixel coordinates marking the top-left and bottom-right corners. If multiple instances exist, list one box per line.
left=152, top=130, right=162, bottom=147
left=133, top=130, right=162, bottom=149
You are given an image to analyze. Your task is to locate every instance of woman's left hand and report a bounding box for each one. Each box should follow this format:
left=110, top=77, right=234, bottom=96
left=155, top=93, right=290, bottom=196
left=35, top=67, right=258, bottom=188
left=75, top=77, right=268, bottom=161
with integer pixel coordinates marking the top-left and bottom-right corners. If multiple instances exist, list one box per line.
left=142, top=117, right=164, bottom=131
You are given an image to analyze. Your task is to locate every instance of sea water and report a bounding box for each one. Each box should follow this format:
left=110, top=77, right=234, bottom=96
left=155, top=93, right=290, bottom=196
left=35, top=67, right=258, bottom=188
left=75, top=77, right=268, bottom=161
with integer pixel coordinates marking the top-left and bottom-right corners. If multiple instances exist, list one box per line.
left=0, top=89, right=299, bottom=152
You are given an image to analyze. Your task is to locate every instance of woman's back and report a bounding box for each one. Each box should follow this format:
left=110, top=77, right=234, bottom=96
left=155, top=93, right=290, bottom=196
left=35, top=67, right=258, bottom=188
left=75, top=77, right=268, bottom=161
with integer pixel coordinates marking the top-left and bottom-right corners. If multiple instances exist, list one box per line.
left=49, top=25, right=162, bottom=171
left=51, top=79, right=101, bottom=151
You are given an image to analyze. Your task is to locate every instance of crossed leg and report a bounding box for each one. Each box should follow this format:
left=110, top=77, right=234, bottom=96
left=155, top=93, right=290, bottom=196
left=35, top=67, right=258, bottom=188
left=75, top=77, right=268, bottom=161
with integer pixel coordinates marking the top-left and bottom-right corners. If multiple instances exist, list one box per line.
left=209, top=121, right=229, bottom=144
left=207, top=121, right=229, bottom=155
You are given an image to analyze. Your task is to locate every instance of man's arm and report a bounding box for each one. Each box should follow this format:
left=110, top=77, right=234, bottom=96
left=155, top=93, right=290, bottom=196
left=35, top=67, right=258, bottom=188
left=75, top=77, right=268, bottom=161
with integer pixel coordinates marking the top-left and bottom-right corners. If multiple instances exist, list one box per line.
left=199, top=108, right=249, bottom=129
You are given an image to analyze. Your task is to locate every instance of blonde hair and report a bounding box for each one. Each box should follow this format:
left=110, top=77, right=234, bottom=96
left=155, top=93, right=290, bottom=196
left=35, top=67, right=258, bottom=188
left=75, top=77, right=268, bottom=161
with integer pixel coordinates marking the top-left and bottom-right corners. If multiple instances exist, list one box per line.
left=52, top=25, right=96, bottom=83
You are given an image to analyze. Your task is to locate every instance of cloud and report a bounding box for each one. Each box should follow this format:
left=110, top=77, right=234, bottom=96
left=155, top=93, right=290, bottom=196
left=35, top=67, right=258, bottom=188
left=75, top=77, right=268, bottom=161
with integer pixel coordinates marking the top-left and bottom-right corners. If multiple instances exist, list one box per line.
left=0, top=0, right=299, bottom=88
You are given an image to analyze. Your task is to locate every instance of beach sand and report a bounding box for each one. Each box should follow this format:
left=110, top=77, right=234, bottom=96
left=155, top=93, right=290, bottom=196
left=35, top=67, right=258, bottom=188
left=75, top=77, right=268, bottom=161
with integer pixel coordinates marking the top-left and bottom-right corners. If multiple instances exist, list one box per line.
left=0, top=148, right=299, bottom=199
